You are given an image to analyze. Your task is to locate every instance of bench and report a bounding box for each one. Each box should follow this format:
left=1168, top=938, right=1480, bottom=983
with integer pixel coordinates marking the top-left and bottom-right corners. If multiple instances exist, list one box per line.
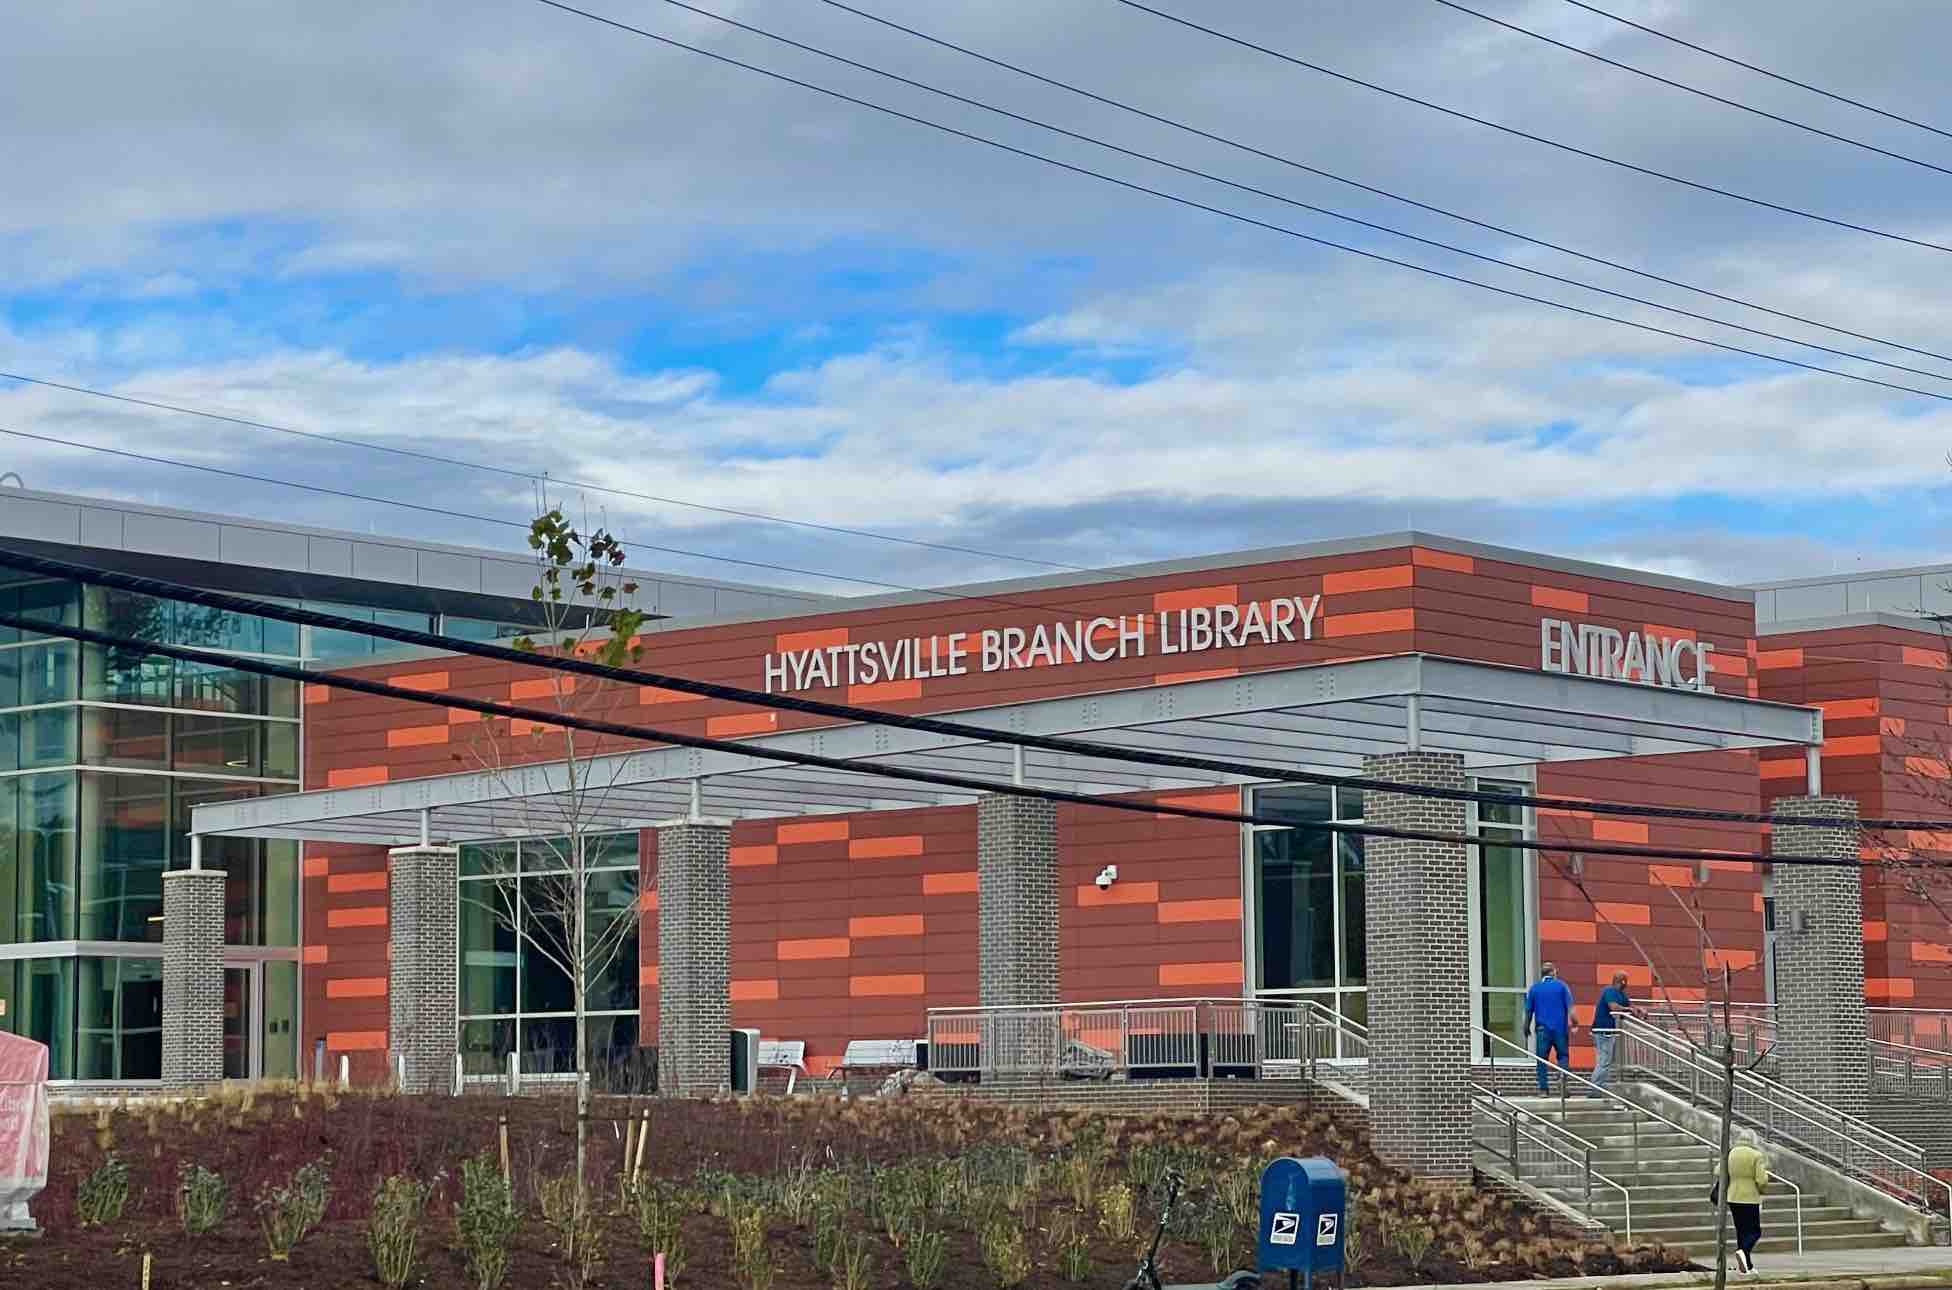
left=758, top=1040, right=807, bottom=1095
left=838, top=1038, right=920, bottom=1071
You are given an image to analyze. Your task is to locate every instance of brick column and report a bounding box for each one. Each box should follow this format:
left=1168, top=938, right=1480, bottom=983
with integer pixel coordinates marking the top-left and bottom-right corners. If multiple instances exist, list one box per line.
left=161, top=868, right=225, bottom=1089
left=388, top=845, right=460, bottom=1094
left=978, top=794, right=1058, bottom=1009
left=1771, top=796, right=1868, bottom=1114
left=1363, top=751, right=1472, bottom=1180
left=656, top=820, right=730, bottom=1096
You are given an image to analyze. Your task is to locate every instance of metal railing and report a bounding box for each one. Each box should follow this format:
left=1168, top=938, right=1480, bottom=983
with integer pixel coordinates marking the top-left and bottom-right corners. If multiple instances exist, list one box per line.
left=1473, top=1085, right=1633, bottom=1241
left=1617, top=1014, right=1951, bottom=1235
left=1477, top=1023, right=1804, bottom=1252
left=1871, top=1038, right=1952, bottom=1103
left=1870, top=1008, right=1952, bottom=1053
left=1633, top=999, right=1777, bottom=1069
left=924, top=997, right=1322, bottom=1081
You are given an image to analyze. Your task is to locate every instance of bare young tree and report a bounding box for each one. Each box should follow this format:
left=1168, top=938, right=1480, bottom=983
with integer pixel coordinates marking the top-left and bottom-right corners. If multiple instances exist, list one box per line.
left=457, top=505, right=648, bottom=1207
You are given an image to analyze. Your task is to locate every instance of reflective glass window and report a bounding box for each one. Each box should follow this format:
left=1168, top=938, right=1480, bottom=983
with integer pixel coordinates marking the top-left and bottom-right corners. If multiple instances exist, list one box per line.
left=80, top=772, right=170, bottom=941
left=261, top=960, right=298, bottom=1079
left=82, top=706, right=169, bottom=770
left=11, top=956, right=75, bottom=1079
left=21, top=706, right=74, bottom=768
left=18, top=642, right=75, bottom=705
left=460, top=879, right=518, bottom=1016
left=77, top=956, right=163, bottom=1081
left=19, top=772, right=76, bottom=941
left=1255, top=827, right=1336, bottom=990
left=584, top=867, right=641, bottom=1011
left=520, top=877, right=574, bottom=1014
left=82, top=642, right=173, bottom=706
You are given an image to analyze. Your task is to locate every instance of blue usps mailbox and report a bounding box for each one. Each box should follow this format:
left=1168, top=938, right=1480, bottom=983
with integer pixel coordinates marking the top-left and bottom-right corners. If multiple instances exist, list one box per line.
left=1257, top=1157, right=1346, bottom=1288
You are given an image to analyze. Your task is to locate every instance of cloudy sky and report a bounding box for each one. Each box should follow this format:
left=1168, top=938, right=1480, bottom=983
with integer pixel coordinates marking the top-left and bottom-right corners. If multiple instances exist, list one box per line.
left=4, top=0, right=1950, bottom=594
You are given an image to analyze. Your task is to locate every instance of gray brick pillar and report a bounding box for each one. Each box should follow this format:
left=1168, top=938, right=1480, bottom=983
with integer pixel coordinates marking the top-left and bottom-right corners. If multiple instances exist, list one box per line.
left=979, top=795, right=1058, bottom=1076
left=1771, top=796, right=1868, bottom=1114
left=1363, top=751, right=1472, bottom=1180
left=161, top=867, right=225, bottom=1089
left=388, top=845, right=460, bottom=1094
left=656, top=820, right=730, bottom=1096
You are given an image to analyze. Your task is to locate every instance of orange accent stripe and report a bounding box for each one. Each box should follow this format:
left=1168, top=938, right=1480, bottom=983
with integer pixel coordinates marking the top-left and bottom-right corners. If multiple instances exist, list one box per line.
left=1864, top=921, right=1887, bottom=943
left=1648, top=864, right=1695, bottom=888
left=1759, top=758, right=1806, bottom=780
left=779, top=819, right=849, bottom=845
left=849, top=914, right=925, bottom=938
left=1154, top=667, right=1239, bottom=686
left=327, top=906, right=388, bottom=928
left=708, top=712, right=777, bottom=737
left=1912, top=943, right=1952, bottom=964
left=1757, top=648, right=1803, bottom=669
left=639, top=685, right=701, bottom=705
left=1152, top=584, right=1239, bottom=612
left=1643, top=623, right=1696, bottom=642
left=777, top=936, right=851, bottom=960
left=1158, top=898, right=1242, bottom=924
left=1591, top=819, right=1650, bottom=845
left=1539, top=919, right=1598, bottom=943
left=1598, top=964, right=1653, bottom=987
left=303, top=857, right=330, bottom=878
left=1323, top=565, right=1412, bottom=594
left=849, top=679, right=923, bottom=703
left=326, top=1031, right=387, bottom=1052
left=386, top=725, right=449, bottom=748
left=1411, top=547, right=1474, bottom=574
left=1824, top=734, right=1882, bottom=757
left=448, top=707, right=483, bottom=725
left=327, top=872, right=387, bottom=894
left=850, top=973, right=925, bottom=997
left=848, top=835, right=923, bottom=860
left=510, top=676, right=573, bottom=701
left=302, top=945, right=329, bottom=964
left=923, top=871, right=978, bottom=895
left=1704, top=949, right=1758, bottom=971
left=730, top=845, right=779, bottom=868
left=1077, top=880, right=1160, bottom=908
left=326, top=977, right=387, bottom=1000
left=387, top=671, right=450, bottom=692
left=1906, top=756, right=1950, bottom=780
left=1156, top=789, right=1239, bottom=813
left=1158, top=961, right=1243, bottom=987
left=1530, top=586, right=1589, bottom=613
left=1594, top=902, right=1651, bottom=926
left=731, top=979, right=780, bottom=1001
left=303, top=684, right=331, bottom=706
left=1902, top=646, right=1948, bottom=670
left=1323, top=608, right=1415, bottom=638
left=327, top=766, right=389, bottom=788
left=1817, top=697, right=1879, bottom=719
left=775, top=627, right=849, bottom=652
left=1867, top=978, right=1917, bottom=1000
left=1882, top=717, right=1907, bottom=737
left=639, top=964, right=659, bottom=987
left=1905, top=830, right=1952, bottom=852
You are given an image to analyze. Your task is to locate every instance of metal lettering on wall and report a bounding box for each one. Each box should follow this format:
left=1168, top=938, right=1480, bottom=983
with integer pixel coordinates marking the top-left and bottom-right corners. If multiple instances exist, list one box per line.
left=763, top=595, right=1323, bottom=694
left=1538, top=618, right=1716, bottom=691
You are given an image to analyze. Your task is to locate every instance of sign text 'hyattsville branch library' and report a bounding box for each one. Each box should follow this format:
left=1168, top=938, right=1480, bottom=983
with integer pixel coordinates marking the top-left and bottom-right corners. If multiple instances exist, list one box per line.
left=764, top=595, right=1324, bottom=695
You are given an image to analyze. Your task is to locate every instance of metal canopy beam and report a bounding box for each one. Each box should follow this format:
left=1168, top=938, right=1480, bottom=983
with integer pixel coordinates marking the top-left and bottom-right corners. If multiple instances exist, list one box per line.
left=193, top=653, right=1822, bottom=845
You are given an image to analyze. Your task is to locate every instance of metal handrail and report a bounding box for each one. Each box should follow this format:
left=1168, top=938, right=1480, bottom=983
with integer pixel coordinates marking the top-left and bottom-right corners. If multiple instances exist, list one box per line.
left=1618, top=1014, right=1951, bottom=1236
left=1474, top=1086, right=1633, bottom=1241
left=1869, top=1007, right=1952, bottom=1052
left=923, top=997, right=1319, bottom=1080
left=1871, top=1038, right=1952, bottom=1103
left=1476, top=1023, right=1804, bottom=1253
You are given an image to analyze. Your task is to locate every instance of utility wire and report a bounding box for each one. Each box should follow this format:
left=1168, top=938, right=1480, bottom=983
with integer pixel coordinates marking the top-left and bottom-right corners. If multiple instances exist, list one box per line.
left=1556, top=0, right=1952, bottom=143
left=1103, top=0, right=1952, bottom=256
left=1426, top=0, right=1952, bottom=178
left=815, top=0, right=1952, bottom=370
left=634, top=0, right=1952, bottom=385
left=6, top=540, right=1947, bottom=835
left=527, top=0, right=1952, bottom=403
left=8, top=607, right=1915, bottom=872
left=0, top=370, right=1085, bottom=574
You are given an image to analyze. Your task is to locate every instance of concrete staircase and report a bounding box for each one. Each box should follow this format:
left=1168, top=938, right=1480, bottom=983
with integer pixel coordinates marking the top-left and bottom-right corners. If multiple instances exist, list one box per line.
left=1474, top=1096, right=1909, bottom=1257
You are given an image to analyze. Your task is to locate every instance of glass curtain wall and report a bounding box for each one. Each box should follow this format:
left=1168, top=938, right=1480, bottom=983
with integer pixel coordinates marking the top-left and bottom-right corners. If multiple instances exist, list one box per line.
left=1249, top=776, right=1535, bottom=1057
left=457, top=831, right=641, bottom=1084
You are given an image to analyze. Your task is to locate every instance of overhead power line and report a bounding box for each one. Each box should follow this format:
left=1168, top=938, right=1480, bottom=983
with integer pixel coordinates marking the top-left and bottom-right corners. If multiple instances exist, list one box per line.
left=815, top=0, right=1952, bottom=370
left=4, top=606, right=1914, bottom=873
left=1556, top=0, right=1952, bottom=143
left=527, top=0, right=1952, bottom=403
left=5, top=541, right=1948, bottom=835
left=635, top=0, right=1952, bottom=385
left=0, top=370, right=1085, bottom=575
left=1102, top=0, right=1952, bottom=256
left=1426, top=0, right=1952, bottom=178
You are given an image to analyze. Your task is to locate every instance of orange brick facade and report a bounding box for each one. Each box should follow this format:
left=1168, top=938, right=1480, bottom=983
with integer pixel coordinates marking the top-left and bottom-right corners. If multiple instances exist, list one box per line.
left=290, top=539, right=1946, bottom=1080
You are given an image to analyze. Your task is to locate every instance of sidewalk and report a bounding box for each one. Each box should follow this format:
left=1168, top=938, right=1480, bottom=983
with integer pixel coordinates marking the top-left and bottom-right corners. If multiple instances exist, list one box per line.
left=1398, top=1245, right=1952, bottom=1290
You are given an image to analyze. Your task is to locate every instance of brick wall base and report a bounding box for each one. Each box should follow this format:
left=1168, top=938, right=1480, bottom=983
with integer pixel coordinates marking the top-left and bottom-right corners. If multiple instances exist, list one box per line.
left=657, top=820, right=731, bottom=1096
left=161, top=868, right=226, bottom=1089
left=388, top=845, right=460, bottom=1094
left=1772, top=796, right=1869, bottom=1114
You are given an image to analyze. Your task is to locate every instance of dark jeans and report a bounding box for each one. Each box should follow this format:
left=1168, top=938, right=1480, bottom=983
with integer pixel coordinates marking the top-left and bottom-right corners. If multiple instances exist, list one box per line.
left=1533, top=1026, right=1570, bottom=1091
left=1732, top=1202, right=1762, bottom=1256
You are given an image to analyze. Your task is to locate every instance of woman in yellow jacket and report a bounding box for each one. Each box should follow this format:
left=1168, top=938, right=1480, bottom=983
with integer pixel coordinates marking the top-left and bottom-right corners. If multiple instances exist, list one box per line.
left=1726, top=1131, right=1770, bottom=1275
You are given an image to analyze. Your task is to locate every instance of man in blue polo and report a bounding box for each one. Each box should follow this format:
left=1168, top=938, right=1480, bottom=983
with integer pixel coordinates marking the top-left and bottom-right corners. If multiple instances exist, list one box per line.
left=1523, top=962, right=1575, bottom=1094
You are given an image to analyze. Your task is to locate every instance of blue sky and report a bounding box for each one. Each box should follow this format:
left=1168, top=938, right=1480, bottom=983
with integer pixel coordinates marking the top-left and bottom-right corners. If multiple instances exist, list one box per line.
left=3, top=0, right=1950, bottom=595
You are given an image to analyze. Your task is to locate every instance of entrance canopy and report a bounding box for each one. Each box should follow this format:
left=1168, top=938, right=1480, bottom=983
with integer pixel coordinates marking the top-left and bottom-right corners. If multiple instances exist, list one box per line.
left=192, top=653, right=1822, bottom=846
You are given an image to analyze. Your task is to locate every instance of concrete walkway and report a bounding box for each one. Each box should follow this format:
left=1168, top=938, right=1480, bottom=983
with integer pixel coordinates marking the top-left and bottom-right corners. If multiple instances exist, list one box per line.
left=1398, top=1245, right=1952, bottom=1290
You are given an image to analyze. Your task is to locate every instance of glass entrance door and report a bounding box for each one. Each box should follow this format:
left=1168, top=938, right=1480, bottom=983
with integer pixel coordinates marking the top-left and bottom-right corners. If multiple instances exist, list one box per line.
left=223, top=963, right=259, bottom=1081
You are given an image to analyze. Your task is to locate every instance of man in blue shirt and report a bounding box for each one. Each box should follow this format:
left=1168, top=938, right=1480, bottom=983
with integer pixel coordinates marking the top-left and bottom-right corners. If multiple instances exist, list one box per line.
left=1591, top=970, right=1633, bottom=1089
left=1523, top=962, right=1575, bottom=1093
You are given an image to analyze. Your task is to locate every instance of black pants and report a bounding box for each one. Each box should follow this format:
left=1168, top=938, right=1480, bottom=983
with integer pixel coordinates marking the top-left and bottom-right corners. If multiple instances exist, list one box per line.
left=1731, top=1202, right=1763, bottom=1256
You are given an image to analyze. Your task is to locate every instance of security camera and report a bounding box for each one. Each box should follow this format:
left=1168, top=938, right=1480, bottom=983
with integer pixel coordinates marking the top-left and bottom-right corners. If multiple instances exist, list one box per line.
left=1094, top=864, right=1118, bottom=889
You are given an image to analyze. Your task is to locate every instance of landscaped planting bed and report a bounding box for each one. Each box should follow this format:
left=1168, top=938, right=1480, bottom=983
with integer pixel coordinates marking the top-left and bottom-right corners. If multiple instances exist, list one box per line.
left=6, top=1087, right=1691, bottom=1288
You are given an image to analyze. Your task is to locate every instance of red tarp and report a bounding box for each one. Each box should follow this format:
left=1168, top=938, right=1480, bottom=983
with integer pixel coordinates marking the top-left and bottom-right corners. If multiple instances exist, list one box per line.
left=0, top=1031, right=50, bottom=1229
